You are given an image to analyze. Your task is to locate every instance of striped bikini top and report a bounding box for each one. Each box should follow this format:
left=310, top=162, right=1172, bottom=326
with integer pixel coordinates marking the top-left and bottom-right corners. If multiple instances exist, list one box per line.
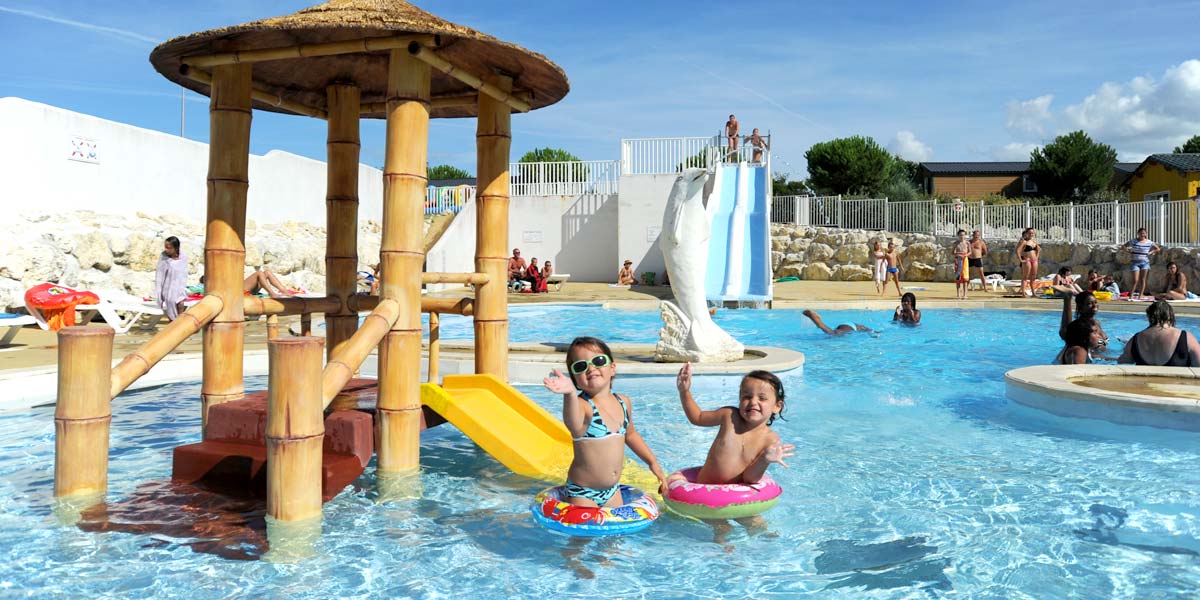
left=574, top=391, right=628, bottom=441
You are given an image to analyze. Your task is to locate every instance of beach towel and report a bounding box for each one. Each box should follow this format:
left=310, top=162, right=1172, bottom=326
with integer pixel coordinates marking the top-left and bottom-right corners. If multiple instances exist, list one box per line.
left=154, top=251, right=188, bottom=320
left=954, top=255, right=969, bottom=283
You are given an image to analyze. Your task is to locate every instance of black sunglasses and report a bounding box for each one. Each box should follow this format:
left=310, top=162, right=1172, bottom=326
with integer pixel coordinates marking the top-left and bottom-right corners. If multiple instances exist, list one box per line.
left=569, top=354, right=612, bottom=374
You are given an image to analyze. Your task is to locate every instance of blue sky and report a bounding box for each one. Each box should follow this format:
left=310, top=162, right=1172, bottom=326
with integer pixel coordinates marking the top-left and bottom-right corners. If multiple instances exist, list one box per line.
left=2, top=0, right=1198, bottom=178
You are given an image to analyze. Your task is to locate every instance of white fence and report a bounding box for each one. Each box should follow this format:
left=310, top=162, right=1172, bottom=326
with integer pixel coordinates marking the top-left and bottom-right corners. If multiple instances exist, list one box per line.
left=425, top=160, right=620, bottom=214
left=619, top=136, right=770, bottom=175
left=772, top=196, right=1200, bottom=246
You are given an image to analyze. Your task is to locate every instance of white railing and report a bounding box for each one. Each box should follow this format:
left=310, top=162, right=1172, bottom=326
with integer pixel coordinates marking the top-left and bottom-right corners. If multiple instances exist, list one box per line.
left=619, top=136, right=771, bottom=175
left=509, top=159, right=620, bottom=196
left=424, top=185, right=476, bottom=215
left=769, top=197, right=1200, bottom=246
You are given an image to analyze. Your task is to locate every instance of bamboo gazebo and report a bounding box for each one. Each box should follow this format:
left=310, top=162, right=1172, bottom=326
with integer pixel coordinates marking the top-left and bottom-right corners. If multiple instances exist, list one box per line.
left=53, top=0, right=567, bottom=529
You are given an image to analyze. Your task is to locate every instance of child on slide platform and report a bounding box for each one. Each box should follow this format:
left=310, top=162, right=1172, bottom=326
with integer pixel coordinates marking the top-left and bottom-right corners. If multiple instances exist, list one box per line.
left=543, top=336, right=668, bottom=507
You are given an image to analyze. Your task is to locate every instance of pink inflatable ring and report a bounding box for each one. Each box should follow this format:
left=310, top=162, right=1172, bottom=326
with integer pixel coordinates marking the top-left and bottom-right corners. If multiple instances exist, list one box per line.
left=664, top=467, right=782, bottom=520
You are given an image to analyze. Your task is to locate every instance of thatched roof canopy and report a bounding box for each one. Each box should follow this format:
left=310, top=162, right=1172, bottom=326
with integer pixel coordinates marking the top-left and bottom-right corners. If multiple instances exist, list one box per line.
left=149, top=0, right=568, bottom=119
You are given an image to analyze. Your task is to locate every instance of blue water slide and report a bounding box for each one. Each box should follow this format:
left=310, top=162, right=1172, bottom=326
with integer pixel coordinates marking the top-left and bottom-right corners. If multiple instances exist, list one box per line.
left=703, top=162, right=772, bottom=305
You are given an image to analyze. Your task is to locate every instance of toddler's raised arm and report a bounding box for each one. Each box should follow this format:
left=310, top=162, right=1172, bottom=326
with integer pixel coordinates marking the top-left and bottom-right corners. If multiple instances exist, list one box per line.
left=676, top=363, right=724, bottom=427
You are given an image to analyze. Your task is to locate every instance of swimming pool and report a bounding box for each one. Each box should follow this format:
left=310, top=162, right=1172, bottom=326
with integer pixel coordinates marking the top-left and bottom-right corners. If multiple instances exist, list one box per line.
left=2, top=307, right=1198, bottom=597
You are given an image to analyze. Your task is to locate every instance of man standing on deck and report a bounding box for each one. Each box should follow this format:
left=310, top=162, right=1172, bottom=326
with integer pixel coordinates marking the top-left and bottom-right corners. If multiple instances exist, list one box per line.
left=724, top=114, right=739, bottom=160
left=969, top=230, right=989, bottom=294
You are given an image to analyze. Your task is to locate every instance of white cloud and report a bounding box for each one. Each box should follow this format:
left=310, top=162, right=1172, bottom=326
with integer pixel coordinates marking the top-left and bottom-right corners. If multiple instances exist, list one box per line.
left=1060, top=60, right=1200, bottom=156
left=1005, top=95, right=1054, bottom=136
left=990, top=142, right=1039, bottom=161
left=0, top=6, right=158, bottom=45
left=888, top=130, right=933, bottom=162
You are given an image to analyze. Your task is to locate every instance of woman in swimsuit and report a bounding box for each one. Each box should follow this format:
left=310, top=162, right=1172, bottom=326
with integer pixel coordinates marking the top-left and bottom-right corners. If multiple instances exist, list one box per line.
left=1057, top=318, right=1101, bottom=365
left=543, top=336, right=667, bottom=507
left=1155, top=261, right=1189, bottom=301
left=1015, top=228, right=1040, bottom=297
left=893, top=292, right=922, bottom=325
left=1059, top=291, right=1109, bottom=359
left=1118, top=300, right=1200, bottom=367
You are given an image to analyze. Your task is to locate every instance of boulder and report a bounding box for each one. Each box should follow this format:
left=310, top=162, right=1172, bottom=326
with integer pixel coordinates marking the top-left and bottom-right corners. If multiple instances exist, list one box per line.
left=832, top=264, right=873, bottom=281
left=905, top=261, right=936, bottom=282
left=19, top=241, right=79, bottom=286
left=1070, top=244, right=1092, bottom=266
left=74, top=232, right=113, bottom=272
left=904, top=242, right=939, bottom=264
left=834, top=243, right=869, bottom=264
left=786, top=238, right=810, bottom=253
left=775, top=263, right=804, bottom=279
left=807, top=243, right=835, bottom=263
left=771, top=237, right=788, bottom=252
left=1042, top=243, right=1072, bottom=264
left=934, top=264, right=957, bottom=282
left=803, top=263, right=833, bottom=281
left=0, top=239, right=31, bottom=280
left=0, top=277, right=23, bottom=312
left=124, top=234, right=161, bottom=271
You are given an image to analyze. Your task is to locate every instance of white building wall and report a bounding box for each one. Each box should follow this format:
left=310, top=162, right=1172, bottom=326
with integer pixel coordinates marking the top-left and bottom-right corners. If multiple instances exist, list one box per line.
left=0, top=97, right=383, bottom=225
left=426, top=193, right=618, bottom=287
left=616, top=173, right=676, bottom=283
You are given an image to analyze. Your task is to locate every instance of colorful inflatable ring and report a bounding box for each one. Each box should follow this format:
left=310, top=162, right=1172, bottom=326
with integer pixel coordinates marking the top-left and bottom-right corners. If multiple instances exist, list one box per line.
left=24, top=283, right=100, bottom=331
left=531, top=485, right=659, bottom=537
left=663, top=467, right=782, bottom=520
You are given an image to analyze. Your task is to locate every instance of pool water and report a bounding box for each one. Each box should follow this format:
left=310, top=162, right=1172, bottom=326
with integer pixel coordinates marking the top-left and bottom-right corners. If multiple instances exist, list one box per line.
left=2, top=307, right=1199, bottom=598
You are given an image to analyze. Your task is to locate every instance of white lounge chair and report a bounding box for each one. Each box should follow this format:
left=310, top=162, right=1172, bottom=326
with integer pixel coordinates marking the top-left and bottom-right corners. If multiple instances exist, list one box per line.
left=969, top=274, right=1006, bottom=292
left=0, top=314, right=36, bottom=346
left=25, top=287, right=164, bottom=334
left=546, top=274, right=570, bottom=292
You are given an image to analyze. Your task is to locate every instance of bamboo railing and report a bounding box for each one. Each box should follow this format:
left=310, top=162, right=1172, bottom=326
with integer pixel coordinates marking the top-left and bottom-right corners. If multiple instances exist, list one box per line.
left=321, top=299, right=401, bottom=408
left=407, top=43, right=531, bottom=113
left=110, top=294, right=223, bottom=398
left=180, top=65, right=327, bottom=120
left=181, top=34, right=438, bottom=68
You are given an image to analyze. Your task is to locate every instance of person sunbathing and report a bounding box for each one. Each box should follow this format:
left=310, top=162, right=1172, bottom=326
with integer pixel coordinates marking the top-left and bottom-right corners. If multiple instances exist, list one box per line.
left=244, top=269, right=291, bottom=298
left=1155, top=261, right=1189, bottom=301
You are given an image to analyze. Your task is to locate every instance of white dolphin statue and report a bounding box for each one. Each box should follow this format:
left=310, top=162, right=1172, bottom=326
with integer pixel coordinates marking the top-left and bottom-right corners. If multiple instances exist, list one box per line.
left=654, top=168, right=744, bottom=362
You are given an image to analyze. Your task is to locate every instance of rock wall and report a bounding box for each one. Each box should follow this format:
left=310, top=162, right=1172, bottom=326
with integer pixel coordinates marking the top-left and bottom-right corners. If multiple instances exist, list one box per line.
left=771, top=225, right=1200, bottom=291
left=0, top=210, right=432, bottom=312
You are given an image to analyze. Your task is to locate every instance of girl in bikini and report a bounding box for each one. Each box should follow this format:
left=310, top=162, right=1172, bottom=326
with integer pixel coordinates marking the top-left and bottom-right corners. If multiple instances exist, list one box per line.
left=1015, top=228, right=1040, bottom=297
left=543, top=336, right=667, bottom=507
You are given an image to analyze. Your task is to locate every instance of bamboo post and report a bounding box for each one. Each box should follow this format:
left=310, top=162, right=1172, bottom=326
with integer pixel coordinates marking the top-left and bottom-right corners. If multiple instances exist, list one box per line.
left=266, top=336, right=325, bottom=523
left=201, top=63, right=252, bottom=432
left=300, top=313, right=312, bottom=337
left=326, top=84, right=361, bottom=363
left=266, top=314, right=279, bottom=340
left=322, top=299, right=400, bottom=407
left=377, top=48, right=429, bottom=476
left=55, top=327, right=114, bottom=499
left=428, top=312, right=440, bottom=383
left=474, top=73, right=513, bottom=380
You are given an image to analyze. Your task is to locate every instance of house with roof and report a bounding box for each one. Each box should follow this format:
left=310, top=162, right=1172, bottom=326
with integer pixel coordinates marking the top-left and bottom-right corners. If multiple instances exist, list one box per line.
left=918, top=161, right=1144, bottom=199
left=1127, top=154, right=1200, bottom=202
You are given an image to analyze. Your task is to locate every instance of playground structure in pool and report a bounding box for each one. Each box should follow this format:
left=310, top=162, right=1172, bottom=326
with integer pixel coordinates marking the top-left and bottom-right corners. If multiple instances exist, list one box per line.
left=50, top=0, right=667, bottom=549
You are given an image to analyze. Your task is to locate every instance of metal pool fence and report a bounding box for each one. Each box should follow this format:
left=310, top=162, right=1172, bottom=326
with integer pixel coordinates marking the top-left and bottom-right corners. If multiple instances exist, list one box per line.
left=771, top=196, right=1200, bottom=246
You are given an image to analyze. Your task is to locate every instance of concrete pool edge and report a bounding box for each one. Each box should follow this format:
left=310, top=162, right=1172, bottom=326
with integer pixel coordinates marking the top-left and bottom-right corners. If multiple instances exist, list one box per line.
left=1005, top=365, right=1200, bottom=431
left=0, top=343, right=804, bottom=412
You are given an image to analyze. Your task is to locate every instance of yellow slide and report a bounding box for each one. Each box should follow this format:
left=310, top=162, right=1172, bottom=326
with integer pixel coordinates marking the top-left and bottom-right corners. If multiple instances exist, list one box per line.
left=420, top=374, right=657, bottom=490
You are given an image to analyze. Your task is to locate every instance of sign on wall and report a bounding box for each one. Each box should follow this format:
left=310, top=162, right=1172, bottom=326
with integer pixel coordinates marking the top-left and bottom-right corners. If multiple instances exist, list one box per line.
left=522, top=230, right=543, bottom=243
left=646, top=225, right=661, bottom=241
left=69, top=136, right=99, bottom=164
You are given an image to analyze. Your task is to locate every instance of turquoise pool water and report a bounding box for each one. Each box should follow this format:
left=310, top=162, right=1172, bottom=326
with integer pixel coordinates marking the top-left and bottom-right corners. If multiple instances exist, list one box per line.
left=2, top=307, right=1199, bottom=598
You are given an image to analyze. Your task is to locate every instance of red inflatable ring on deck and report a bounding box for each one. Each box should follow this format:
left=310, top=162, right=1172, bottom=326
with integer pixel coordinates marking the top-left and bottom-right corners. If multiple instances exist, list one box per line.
left=24, top=283, right=99, bottom=331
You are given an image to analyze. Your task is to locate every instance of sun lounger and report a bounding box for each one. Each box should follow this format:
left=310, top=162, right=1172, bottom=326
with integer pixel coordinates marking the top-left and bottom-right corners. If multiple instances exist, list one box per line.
left=969, top=274, right=1006, bottom=292
left=0, top=313, right=36, bottom=346
left=74, top=289, right=165, bottom=334
left=546, top=274, right=570, bottom=292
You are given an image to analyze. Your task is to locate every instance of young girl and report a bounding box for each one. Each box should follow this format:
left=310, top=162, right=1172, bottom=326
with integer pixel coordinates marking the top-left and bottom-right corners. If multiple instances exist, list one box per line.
left=543, top=337, right=667, bottom=506
left=673, top=363, right=794, bottom=485
left=871, top=240, right=887, bottom=294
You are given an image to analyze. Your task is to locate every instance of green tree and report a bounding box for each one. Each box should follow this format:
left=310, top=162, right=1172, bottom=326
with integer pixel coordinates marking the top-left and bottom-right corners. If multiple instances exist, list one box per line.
left=1174, top=135, right=1200, bottom=153
left=804, top=136, right=895, bottom=196
left=891, top=156, right=922, bottom=187
left=1028, top=131, right=1117, bottom=201
left=772, top=173, right=810, bottom=196
left=427, top=164, right=471, bottom=180
left=518, top=147, right=582, bottom=163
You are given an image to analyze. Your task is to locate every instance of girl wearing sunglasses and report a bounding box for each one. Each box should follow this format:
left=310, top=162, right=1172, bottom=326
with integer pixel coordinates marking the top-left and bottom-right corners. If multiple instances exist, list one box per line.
left=543, top=336, right=668, bottom=507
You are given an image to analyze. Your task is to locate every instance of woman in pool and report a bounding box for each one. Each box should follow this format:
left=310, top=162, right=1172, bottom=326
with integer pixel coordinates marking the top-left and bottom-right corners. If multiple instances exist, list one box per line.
left=802, top=309, right=873, bottom=336
left=1015, top=228, right=1040, bottom=297
left=1059, top=291, right=1109, bottom=358
left=1118, top=300, right=1200, bottom=367
left=1155, top=261, right=1190, bottom=301
left=542, top=336, right=667, bottom=507
left=893, top=292, right=921, bottom=325
left=1056, top=319, right=1100, bottom=365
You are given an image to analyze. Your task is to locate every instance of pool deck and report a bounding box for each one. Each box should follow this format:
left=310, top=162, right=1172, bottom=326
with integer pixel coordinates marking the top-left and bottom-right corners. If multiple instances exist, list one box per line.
left=3, top=280, right=1198, bottom=374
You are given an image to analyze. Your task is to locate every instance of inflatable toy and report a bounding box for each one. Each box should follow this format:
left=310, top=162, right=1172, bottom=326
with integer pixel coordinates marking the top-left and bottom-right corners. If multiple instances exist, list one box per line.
left=24, top=283, right=100, bottom=331
left=531, top=485, right=659, bottom=536
left=663, top=467, right=782, bottom=520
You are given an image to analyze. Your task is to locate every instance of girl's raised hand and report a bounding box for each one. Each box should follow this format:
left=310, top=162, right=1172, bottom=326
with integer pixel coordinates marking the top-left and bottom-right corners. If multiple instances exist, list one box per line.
left=676, top=362, right=692, bottom=393
left=543, top=369, right=576, bottom=394
left=764, top=442, right=796, bottom=467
